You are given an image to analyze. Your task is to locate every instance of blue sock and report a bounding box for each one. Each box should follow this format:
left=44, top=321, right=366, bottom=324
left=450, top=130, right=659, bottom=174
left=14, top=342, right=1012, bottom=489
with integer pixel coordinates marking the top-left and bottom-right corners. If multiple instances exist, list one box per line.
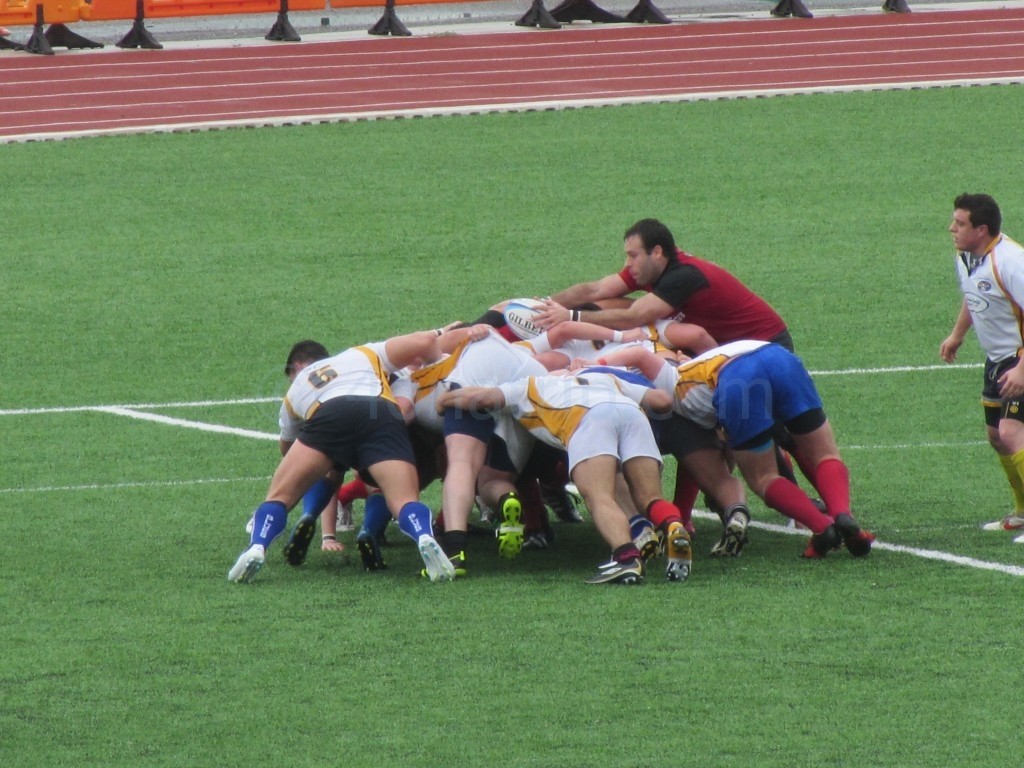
left=302, top=477, right=336, bottom=518
left=250, top=501, right=288, bottom=548
left=360, top=493, right=391, bottom=539
left=397, top=501, right=434, bottom=542
left=629, top=514, right=654, bottom=539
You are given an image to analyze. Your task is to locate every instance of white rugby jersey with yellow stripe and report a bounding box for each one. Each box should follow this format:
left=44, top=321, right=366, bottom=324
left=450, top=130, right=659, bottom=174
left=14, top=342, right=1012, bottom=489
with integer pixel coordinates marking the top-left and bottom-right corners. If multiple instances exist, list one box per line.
left=651, top=339, right=769, bottom=428
left=496, top=371, right=652, bottom=450
left=955, top=233, right=1024, bottom=363
left=391, top=332, right=546, bottom=432
left=278, top=342, right=398, bottom=442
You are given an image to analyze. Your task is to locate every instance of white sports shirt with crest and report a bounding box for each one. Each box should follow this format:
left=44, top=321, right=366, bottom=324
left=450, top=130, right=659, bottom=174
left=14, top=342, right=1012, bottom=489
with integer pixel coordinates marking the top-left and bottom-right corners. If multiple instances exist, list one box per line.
left=955, top=233, right=1024, bottom=363
left=278, top=342, right=397, bottom=442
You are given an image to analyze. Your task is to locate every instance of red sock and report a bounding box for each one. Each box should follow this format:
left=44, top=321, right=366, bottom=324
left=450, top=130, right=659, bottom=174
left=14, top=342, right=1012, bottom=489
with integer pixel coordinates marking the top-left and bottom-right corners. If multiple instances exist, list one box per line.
left=813, top=458, right=851, bottom=517
left=763, top=477, right=833, bottom=534
left=672, top=470, right=700, bottom=529
left=790, top=446, right=819, bottom=488
left=516, top=477, right=546, bottom=530
left=646, top=499, right=683, bottom=530
left=338, top=477, right=369, bottom=505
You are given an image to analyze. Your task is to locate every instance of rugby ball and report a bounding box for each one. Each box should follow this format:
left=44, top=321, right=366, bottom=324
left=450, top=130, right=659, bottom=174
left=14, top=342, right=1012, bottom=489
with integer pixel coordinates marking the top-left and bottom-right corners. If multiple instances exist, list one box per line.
left=503, top=298, right=546, bottom=340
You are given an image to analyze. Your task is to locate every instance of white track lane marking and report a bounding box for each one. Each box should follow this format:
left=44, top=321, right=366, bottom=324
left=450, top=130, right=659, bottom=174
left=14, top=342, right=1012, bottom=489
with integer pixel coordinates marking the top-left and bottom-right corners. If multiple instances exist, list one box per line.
left=6, top=41, right=1024, bottom=91
left=6, top=12, right=1024, bottom=78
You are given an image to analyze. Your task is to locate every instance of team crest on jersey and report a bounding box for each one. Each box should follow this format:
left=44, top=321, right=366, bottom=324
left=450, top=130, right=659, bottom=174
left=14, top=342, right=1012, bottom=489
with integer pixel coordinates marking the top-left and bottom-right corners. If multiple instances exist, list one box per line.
left=976, top=279, right=993, bottom=292
left=965, top=293, right=989, bottom=312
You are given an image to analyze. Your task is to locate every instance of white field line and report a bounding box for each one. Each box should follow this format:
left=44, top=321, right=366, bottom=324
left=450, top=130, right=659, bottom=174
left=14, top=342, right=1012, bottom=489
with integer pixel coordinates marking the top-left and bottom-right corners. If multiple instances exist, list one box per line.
left=0, top=396, right=279, bottom=416
left=94, top=406, right=278, bottom=441
left=692, top=510, right=1024, bottom=578
left=810, top=362, right=979, bottom=375
left=844, top=440, right=989, bottom=450
left=0, top=475, right=270, bottom=494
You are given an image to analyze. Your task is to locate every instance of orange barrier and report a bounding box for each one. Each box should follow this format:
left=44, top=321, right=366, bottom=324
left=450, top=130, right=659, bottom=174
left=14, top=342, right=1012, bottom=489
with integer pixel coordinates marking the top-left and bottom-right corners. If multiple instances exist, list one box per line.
left=148, top=0, right=325, bottom=17
left=1, top=0, right=103, bottom=53
left=79, top=0, right=322, bottom=21
left=330, top=0, right=478, bottom=6
left=0, top=0, right=37, bottom=27
left=1, top=0, right=510, bottom=52
left=0, top=0, right=82, bottom=25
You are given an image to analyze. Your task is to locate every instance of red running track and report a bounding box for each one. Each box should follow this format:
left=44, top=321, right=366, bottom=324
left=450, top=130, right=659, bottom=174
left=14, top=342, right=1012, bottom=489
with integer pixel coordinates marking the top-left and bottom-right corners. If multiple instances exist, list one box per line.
left=2, top=7, right=1024, bottom=141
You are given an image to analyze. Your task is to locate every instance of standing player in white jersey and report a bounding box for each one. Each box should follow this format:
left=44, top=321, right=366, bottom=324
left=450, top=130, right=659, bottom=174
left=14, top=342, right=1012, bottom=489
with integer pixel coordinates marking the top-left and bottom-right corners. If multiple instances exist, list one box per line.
left=940, top=193, right=1024, bottom=541
left=228, top=330, right=457, bottom=584
left=436, top=371, right=691, bottom=584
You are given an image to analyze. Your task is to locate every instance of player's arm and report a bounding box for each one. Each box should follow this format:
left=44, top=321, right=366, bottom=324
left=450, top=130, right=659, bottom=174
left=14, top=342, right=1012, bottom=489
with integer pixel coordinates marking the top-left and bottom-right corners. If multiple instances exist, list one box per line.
left=537, top=274, right=632, bottom=328
left=383, top=331, right=443, bottom=369
left=435, top=385, right=507, bottom=414
left=550, top=273, right=630, bottom=307
left=279, top=439, right=295, bottom=457
left=659, top=321, right=718, bottom=355
left=545, top=320, right=648, bottom=348
left=640, top=388, right=674, bottom=414
left=571, top=291, right=675, bottom=331
left=594, top=345, right=668, bottom=382
left=939, top=300, right=973, bottom=363
left=438, top=323, right=492, bottom=353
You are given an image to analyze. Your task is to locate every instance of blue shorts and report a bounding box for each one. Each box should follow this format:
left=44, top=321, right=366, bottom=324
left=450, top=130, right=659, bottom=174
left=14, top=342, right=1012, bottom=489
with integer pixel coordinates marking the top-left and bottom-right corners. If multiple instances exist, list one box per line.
left=712, top=345, right=822, bottom=448
left=443, top=406, right=496, bottom=443
left=298, top=396, right=415, bottom=471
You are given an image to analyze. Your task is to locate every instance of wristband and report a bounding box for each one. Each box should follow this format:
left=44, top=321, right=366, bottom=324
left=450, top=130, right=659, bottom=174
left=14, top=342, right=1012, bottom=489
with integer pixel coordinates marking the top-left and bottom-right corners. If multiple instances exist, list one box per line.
left=571, top=310, right=581, bottom=322
left=611, top=330, right=623, bottom=343
left=322, top=534, right=337, bottom=542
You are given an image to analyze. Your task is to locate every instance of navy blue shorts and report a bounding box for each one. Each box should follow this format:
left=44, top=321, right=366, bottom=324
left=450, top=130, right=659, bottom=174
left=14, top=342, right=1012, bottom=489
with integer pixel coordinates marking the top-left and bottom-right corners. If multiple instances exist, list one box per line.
left=983, top=356, right=1024, bottom=428
left=443, top=405, right=497, bottom=443
left=657, top=413, right=723, bottom=459
left=298, top=396, right=415, bottom=472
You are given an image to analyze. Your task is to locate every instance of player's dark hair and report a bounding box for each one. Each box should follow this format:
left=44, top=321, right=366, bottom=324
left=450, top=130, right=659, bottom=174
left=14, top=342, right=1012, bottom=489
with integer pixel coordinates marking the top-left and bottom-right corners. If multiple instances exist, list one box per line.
left=954, top=193, right=1001, bottom=236
left=284, top=340, right=329, bottom=376
left=472, top=309, right=506, bottom=328
left=624, top=218, right=678, bottom=259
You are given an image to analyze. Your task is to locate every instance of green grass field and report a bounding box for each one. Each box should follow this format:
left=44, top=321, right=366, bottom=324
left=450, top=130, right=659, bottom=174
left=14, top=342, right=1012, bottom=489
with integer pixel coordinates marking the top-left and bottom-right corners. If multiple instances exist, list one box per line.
left=3, top=84, right=1024, bottom=767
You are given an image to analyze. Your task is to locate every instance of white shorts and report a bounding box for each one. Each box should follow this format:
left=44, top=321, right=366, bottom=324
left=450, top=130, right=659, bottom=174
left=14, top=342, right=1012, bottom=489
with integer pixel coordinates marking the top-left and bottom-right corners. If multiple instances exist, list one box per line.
left=565, top=402, right=662, bottom=474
